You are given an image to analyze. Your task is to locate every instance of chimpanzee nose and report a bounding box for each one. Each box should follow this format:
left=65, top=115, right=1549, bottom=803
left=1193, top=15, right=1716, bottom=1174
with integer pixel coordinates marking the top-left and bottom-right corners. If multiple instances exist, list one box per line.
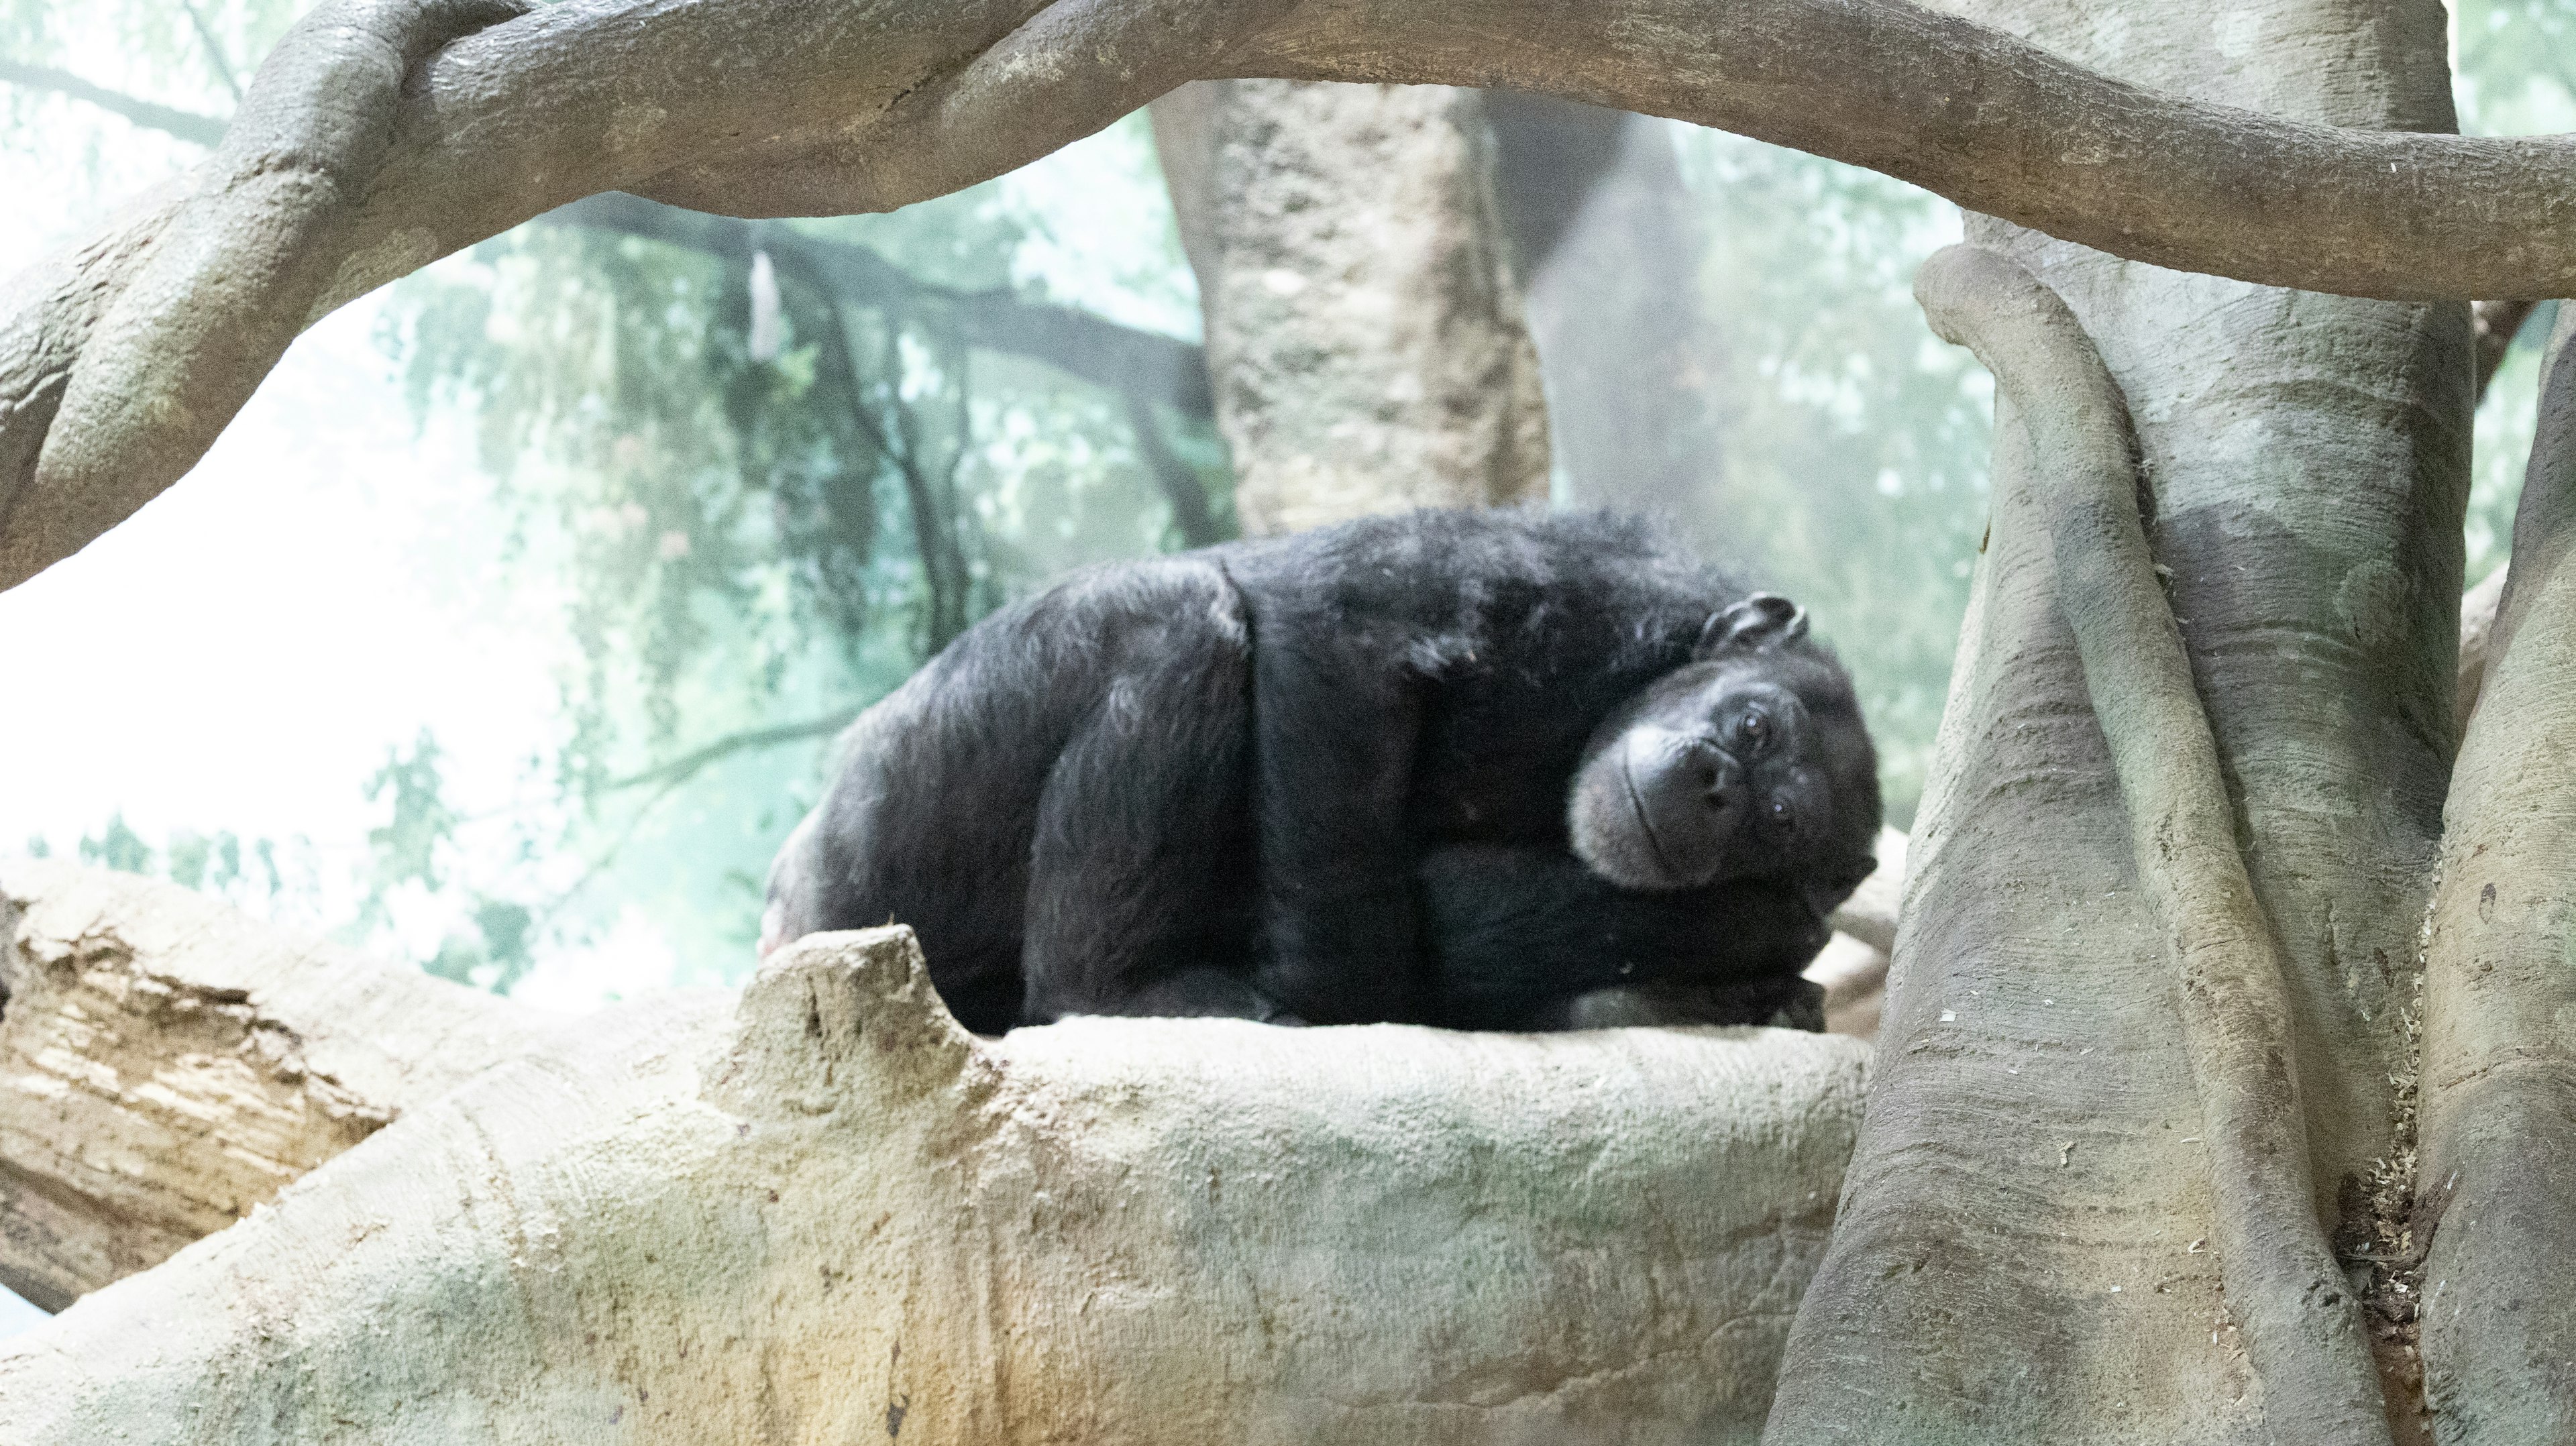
left=1700, top=746, right=1747, bottom=808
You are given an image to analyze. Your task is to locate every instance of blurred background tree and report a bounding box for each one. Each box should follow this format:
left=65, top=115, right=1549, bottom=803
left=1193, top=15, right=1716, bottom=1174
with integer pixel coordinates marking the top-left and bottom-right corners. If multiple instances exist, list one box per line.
left=0, top=0, right=2558, bottom=1002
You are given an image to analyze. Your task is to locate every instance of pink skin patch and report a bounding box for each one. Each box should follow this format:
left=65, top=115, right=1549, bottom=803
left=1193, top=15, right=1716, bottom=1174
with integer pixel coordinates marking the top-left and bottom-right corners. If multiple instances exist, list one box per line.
left=757, top=900, right=790, bottom=959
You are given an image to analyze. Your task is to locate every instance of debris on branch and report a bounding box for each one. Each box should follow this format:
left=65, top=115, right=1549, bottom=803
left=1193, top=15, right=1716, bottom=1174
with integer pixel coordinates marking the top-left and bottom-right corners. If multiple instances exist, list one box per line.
left=0, top=859, right=554, bottom=1311
left=1915, top=244, right=2394, bottom=1446
left=0, top=919, right=1868, bottom=1443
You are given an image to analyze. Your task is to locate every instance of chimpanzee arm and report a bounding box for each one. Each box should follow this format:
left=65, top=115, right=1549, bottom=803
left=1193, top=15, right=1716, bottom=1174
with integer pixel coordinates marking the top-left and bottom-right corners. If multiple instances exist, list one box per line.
left=1019, top=585, right=1262, bottom=1025
left=1242, top=635, right=1431, bottom=1023
left=1417, top=845, right=1831, bottom=1032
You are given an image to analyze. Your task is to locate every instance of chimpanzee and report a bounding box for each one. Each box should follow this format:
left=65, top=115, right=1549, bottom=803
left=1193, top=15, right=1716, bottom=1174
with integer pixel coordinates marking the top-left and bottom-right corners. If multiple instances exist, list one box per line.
left=760, top=508, right=1881, bottom=1035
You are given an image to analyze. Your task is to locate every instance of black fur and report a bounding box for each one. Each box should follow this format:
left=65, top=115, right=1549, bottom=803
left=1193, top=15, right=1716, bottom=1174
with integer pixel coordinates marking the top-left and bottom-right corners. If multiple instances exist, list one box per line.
left=764, top=508, right=1879, bottom=1034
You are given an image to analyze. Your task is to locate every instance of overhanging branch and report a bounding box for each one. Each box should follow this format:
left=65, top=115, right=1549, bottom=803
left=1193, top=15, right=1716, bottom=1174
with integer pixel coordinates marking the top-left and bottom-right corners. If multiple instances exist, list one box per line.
left=14, top=0, right=2576, bottom=592
left=1917, top=244, right=2394, bottom=1446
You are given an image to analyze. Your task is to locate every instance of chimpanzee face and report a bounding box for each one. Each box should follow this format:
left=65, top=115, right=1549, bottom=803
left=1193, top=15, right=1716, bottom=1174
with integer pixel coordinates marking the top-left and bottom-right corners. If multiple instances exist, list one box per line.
left=1567, top=594, right=1882, bottom=914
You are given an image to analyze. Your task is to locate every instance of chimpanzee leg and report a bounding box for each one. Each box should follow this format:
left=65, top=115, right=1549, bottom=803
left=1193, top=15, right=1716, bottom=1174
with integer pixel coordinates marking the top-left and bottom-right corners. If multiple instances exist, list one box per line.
left=1417, top=844, right=1830, bottom=1031
left=1018, top=612, right=1270, bottom=1025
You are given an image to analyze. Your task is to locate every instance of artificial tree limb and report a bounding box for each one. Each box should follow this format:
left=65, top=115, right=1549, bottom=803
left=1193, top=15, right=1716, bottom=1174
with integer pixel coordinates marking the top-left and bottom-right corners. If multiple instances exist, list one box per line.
left=1914, top=244, right=2392, bottom=1446
left=2414, top=303, right=2576, bottom=1443
left=16, top=0, right=2576, bottom=592
left=0, top=859, right=556, bottom=1311
left=0, top=917, right=1870, bottom=1443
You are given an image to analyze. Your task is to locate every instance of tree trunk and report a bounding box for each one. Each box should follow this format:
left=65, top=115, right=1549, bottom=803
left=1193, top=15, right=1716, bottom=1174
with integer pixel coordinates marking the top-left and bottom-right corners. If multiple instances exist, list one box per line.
left=1485, top=96, right=1734, bottom=557
left=0, top=913, right=1868, bottom=1443
left=1152, top=80, right=1551, bottom=533
left=1767, top=3, right=2464, bottom=1440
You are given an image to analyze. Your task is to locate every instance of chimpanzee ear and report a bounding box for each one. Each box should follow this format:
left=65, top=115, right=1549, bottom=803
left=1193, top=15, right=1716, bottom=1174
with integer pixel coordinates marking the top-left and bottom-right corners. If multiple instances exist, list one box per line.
left=1695, top=594, right=1809, bottom=658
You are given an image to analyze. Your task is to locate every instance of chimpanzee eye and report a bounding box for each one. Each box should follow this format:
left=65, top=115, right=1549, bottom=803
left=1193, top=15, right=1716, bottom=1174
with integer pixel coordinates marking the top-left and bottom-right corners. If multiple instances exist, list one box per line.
left=1764, top=794, right=1796, bottom=834
left=1734, top=709, right=1772, bottom=750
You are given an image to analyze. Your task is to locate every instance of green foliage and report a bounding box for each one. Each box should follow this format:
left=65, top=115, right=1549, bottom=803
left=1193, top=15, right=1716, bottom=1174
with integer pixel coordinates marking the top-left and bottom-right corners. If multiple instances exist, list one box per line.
left=42, top=816, right=295, bottom=917
left=368, top=113, right=1214, bottom=986
left=360, top=730, right=460, bottom=899
left=76, top=812, right=154, bottom=874
left=2454, top=0, right=2576, bottom=135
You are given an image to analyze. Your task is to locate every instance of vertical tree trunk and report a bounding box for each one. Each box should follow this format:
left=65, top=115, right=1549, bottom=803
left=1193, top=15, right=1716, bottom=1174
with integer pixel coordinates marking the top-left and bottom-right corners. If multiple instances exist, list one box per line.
left=1767, top=2, right=2465, bottom=1440
left=1152, top=81, right=1550, bottom=535
left=1485, top=96, right=1732, bottom=557
left=2414, top=307, right=2576, bottom=1443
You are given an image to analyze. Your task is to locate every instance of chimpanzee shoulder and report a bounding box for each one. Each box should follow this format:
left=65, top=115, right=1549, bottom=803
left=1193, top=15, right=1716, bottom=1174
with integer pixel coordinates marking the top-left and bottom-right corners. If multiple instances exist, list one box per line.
left=1213, top=507, right=1737, bottom=677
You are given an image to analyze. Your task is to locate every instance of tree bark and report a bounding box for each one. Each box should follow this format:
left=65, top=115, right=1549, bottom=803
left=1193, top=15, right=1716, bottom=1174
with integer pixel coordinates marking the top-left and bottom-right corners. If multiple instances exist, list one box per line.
left=0, top=915, right=1870, bottom=1443
left=0, top=860, right=554, bottom=1311
left=2412, top=304, right=2576, bottom=1443
left=18, top=0, right=2576, bottom=592
left=1768, top=3, right=2464, bottom=1440
left=1152, top=80, right=1549, bottom=533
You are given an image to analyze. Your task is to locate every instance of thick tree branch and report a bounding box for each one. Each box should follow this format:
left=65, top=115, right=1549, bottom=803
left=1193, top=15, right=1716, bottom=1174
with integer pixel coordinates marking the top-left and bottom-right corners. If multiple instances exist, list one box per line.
left=0, top=60, right=228, bottom=146
left=2416, top=304, right=2576, bottom=1440
left=0, top=907, right=1870, bottom=1440
left=1917, top=244, right=2392, bottom=1446
left=14, top=0, right=2576, bottom=590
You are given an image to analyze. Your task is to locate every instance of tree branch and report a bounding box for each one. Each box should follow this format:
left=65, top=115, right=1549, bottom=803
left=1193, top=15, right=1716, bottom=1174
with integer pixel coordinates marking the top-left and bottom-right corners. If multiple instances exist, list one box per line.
left=2417, top=300, right=2576, bottom=1440
left=547, top=193, right=1212, bottom=420
left=17, top=0, right=2576, bottom=592
left=177, top=0, right=246, bottom=101
left=0, top=918, right=1868, bottom=1440
left=1917, top=243, right=2394, bottom=1446
left=598, top=709, right=859, bottom=795
left=1124, top=391, right=1222, bottom=547
left=0, top=60, right=227, bottom=146
left=2475, top=298, right=2540, bottom=406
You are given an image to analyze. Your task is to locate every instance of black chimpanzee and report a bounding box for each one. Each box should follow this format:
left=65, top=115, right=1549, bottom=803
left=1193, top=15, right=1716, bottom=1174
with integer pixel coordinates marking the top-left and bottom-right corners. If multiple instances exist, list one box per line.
left=760, top=508, right=1881, bottom=1035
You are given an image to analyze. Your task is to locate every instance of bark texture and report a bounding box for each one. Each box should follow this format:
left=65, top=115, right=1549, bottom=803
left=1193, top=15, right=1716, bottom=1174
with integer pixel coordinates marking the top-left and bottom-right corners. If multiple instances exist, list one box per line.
left=0, top=859, right=553, bottom=1311
left=2414, top=304, right=2576, bottom=1443
left=1153, top=81, right=1548, bottom=534
left=13, top=0, right=2576, bottom=590
left=1916, top=243, right=2389, bottom=1443
left=1769, top=4, right=2466, bottom=1440
left=0, top=926, right=1870, bottom=1444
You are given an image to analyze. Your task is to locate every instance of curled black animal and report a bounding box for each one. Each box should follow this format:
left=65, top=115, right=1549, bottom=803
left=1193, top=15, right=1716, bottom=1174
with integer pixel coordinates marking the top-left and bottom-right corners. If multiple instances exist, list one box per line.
left=761, top=508, right=1882, bottom=1035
